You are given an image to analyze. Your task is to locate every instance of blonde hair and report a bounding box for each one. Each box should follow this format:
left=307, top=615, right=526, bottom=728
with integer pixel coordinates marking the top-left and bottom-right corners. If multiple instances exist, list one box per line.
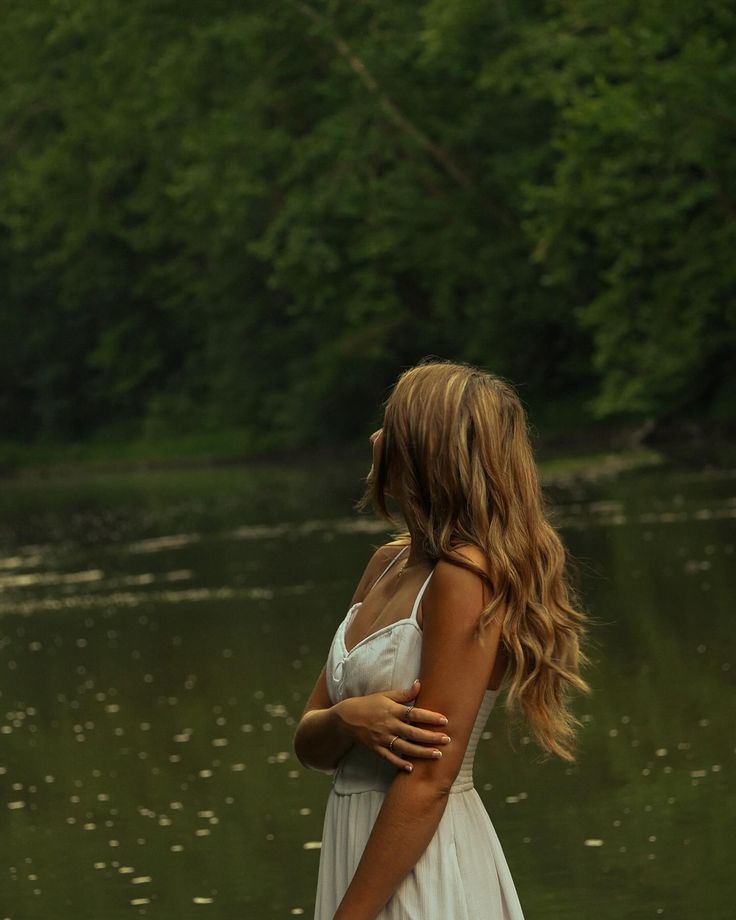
left=356, top=358, right=595, bottom=762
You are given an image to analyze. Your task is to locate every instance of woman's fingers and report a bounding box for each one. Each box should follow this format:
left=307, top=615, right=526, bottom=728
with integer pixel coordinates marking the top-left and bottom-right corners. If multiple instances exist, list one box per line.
left=384, top=681, right=420, bottom=702
left=398, top=704, right=448, bottom=727
left=380, top=748, right=414, bottom=772
left=398, top=721, right=451, bottom=747
left=380, top=734, right=445, bottom=765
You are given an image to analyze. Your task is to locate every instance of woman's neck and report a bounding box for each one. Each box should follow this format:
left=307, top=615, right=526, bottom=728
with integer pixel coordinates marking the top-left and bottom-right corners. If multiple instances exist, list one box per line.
left=401, top=529, right=430, bottom=569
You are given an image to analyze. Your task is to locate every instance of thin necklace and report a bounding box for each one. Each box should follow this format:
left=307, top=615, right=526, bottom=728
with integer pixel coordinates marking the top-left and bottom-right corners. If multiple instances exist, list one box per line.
left=397, top=548, right=423, bottom=577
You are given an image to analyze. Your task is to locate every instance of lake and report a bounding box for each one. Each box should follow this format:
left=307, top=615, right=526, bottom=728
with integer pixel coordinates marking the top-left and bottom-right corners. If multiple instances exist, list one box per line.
left=0, top=457, right=733, bottom=918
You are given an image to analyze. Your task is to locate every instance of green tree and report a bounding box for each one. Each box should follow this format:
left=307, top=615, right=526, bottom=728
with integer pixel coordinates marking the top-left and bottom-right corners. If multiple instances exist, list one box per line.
left=485, top=0, right=736, bottom=420
left=0, top=0, right=731, bottom=455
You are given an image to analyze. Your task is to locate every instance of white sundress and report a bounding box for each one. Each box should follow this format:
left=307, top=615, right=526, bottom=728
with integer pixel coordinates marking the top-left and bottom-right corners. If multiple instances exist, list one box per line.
left=314, top=547, right=526, bottom=919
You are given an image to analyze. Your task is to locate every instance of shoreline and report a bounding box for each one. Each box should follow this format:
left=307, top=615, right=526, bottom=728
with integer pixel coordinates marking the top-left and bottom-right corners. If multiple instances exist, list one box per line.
left=0, top=445, right=692, bottom=489
left=0, top=419, right=732, bottom=484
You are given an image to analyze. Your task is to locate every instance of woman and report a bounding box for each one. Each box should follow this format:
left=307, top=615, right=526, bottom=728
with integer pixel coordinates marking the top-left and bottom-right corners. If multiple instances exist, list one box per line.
left=293, top=359, right=593, bottom=919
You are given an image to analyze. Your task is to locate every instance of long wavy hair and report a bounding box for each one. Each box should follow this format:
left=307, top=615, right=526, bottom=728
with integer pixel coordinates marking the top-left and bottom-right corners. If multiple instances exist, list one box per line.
left=355, top=358, right=594, bottom=763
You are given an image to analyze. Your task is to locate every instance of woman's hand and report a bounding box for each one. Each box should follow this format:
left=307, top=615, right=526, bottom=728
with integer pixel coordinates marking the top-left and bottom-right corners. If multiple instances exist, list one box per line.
left=334, top=679, right=451, bottom=771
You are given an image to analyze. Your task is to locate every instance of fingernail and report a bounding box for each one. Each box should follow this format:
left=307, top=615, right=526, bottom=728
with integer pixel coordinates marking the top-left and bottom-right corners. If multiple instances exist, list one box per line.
left=405, top=763, right=413, bottom=772
left=413, top=679, right=419, bottom=685
left=440, top=717, right=448, bottom=725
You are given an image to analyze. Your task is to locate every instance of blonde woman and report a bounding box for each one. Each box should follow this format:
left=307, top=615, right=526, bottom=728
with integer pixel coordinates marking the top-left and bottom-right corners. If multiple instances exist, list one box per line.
left=294, top=359, right=593, bottom=919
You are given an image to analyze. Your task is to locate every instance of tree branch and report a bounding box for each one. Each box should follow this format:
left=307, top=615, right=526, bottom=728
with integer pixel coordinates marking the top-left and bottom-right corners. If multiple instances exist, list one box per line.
left=293, top=0, right=517, bottom=228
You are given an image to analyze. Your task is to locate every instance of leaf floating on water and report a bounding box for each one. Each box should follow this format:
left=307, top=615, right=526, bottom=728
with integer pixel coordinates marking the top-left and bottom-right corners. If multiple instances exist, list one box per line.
left=128, top=534, right=201, bottom=554
left=265, top=703, right=288, bottom=718
left=303, top=841, right=322, bottom=850
left=165, top=571, right=192, bottom=582
left=584, top=839, right=604, bottom=846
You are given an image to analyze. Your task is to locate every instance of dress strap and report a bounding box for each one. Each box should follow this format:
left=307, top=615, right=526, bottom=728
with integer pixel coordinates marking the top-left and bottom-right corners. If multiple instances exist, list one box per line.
left=409, top=567, right=435, bottom=623
left=368, top=545, right=409, bottom=593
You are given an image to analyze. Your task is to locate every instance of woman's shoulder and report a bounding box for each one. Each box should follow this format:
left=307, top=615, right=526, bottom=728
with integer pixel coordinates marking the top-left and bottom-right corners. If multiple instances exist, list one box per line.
left=444, top=542, right=490, bottom=572
left=349, top=541, right=407, bottom=605
left=433, top=543, right=493, bottom=594
left=407, top=544, right=495, bottom=647
left=383, top=539, right=409, bottom=550
left=369, top=540, right=408, bottom=571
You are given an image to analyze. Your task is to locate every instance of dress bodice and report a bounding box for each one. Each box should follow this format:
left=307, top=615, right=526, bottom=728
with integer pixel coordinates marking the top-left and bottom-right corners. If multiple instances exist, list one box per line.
left=325, top=548, right=499, bottom=795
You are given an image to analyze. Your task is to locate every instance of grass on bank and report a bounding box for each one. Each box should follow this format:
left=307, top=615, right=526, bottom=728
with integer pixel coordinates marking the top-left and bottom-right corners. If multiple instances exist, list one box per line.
left=0, top=429, right=262, bottom=472
left=0, top=426, right=669, bottom=485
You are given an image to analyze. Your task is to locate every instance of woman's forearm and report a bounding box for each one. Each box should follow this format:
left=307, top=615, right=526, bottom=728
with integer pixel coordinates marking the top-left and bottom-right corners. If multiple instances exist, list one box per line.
left=334, top=775, right=450, bottom=919
left=293, top=702, right=354, bottom=773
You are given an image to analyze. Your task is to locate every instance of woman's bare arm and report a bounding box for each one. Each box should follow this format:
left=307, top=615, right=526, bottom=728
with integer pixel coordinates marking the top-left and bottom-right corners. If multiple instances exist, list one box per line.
left=293, top=665, right=354, bottom=772
left=333, top=545, right=504, bottom=920
left=292, top=544, right=399, bottom=772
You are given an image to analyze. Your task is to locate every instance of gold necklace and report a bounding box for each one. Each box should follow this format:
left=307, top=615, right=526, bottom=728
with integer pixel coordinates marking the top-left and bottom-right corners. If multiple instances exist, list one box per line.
left=396, top=549, right=410, bottom=577
left=397, top=550, right=422, bottom=577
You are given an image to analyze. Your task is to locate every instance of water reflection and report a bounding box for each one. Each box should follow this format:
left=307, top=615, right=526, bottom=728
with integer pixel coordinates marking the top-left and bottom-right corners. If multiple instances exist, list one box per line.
left=0, top=461, right=733, bottom=917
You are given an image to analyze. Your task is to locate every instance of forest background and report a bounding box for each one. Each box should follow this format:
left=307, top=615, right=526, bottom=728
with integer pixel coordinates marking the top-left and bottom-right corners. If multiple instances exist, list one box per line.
left=1, top=0, right=734, bottom=472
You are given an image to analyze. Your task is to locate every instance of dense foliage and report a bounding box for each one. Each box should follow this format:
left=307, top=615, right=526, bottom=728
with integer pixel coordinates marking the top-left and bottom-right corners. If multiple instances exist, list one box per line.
left=1, top=0, right=733, bottom=449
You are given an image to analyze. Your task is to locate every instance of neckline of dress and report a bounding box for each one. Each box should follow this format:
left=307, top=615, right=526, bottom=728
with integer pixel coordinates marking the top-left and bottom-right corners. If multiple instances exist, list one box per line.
left=340, top=548, right=433, bottom=657
left=339, top=601, right=420, bottom=658
left=337, top=603, right=500, bottom=695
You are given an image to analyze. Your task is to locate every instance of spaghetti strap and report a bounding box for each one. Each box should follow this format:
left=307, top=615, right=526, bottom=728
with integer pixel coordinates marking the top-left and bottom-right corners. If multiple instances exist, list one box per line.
left=316, top=553, right=525, bottom=918
left=409, top=567, right=435, bottom=623
left=368, top=545, right=408, bottom=593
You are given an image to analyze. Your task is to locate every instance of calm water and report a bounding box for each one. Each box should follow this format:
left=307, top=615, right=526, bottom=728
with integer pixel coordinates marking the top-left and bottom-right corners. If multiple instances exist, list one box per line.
left=0, top=459, right=733, bottom=919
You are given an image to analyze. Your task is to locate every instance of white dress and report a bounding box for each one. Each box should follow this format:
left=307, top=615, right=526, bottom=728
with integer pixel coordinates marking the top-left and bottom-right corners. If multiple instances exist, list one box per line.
left=314, top=548, right=526, bottom=919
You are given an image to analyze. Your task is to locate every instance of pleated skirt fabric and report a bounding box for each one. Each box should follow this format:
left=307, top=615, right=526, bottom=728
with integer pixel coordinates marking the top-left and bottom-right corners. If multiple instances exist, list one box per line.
left=314, top=784, right=526, bottom=919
